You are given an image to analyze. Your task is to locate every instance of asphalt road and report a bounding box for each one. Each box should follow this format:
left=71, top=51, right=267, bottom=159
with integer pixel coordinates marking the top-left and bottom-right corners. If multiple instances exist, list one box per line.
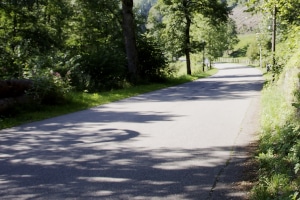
left=0, top=63, right=264, bottom=200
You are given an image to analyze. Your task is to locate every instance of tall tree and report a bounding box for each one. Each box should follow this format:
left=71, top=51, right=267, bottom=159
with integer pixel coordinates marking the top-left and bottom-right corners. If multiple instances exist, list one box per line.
left=152, top=0, right=230, bottom=75
left=122, top=0, right=139, bottom=82
left=67, top=0, right=127, bottom=91
left=192, top=17, right=239, bottom=60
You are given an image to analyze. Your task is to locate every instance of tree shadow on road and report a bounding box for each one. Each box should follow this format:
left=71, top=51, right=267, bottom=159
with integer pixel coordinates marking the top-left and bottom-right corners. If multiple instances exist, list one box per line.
left=0, top=65, right=262, bottom=199
left=126, top=74, right=264, bottom=103
left=0, top=120, right=257, bottom=199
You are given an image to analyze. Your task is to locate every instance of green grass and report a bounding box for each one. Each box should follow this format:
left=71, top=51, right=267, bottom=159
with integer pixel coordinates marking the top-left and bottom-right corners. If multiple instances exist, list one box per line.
left=248, top=33, right=300, bottom=199
left=228, top=33, right=256, bottom=58
left=0, top=68, right=218, bottom=130
left=250, top=69, right=300, bottom=199
left=235, top=34, right=256, bottom=50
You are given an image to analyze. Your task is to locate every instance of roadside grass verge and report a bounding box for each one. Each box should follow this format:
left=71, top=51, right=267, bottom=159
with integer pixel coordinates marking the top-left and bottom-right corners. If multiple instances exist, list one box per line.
left=250, top=67, right=300, bottom=199
left=0, top=68, right=218, bottom=130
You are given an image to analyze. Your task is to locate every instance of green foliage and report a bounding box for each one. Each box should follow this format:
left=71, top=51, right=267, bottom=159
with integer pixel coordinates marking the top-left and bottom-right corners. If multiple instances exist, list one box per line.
left=0, top=0, right=211, bottom=97
left=231, top=34, right=255, bottom=57
left=68, top=0, right=122, bottom=52
left=247, top=0, right=300, bottom=26
left=74, top=49, right=126, bottom=92
left=246, top=41, right=259, bottom=61
left=252, top=82, right=300, bottom=199
left=0, top=68, right=218, bottom=130
left=0, top=0, right=72, bottom=79
left=251, top=28, right=300, bottom=199
left=134, top=0, right=157, bottom=32
left=147, top=0, right=230, bottom=74
left=137, top=35, right=170, bottom=82
left=24, top=68, right=72, bottom=105
left=193, top=17, right=239, bottom=60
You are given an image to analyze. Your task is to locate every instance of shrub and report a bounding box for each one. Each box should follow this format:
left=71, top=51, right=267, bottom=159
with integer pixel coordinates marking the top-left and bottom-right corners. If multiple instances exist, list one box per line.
left=137, top=35, right=170, bottom=82
left=25, top=68, right=72, bottom=105
left=246, top=41, right=259, bottom=61
left=72, top=49, right=127, bottom=92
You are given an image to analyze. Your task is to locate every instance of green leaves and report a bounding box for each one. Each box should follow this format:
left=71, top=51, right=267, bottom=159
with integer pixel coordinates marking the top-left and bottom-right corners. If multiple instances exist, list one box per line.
left=25, top=68, right=72, bottom=105
left=247, top=0, right=300, bottom=25
left=0, top=0, right=72, bottom=79
left=148, top=0, right=230, bottom=75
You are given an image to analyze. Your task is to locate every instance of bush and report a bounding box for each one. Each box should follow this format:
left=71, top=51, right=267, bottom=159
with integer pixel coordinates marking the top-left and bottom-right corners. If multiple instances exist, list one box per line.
left=72, top=49, right=127, bottom=92
left=25, top=68, right=72, bottom=105
left=137, top=35, right=170, bottom=82
left=246, top=41, right=259, bottom=61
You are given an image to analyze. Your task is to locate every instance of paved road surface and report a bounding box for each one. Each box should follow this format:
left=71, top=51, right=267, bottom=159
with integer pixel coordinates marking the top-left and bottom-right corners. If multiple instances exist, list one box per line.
left=0, top=63, right=264, bottom=199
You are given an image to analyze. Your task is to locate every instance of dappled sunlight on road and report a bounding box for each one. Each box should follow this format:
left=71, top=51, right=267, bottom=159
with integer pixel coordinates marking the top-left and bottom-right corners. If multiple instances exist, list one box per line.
left=124, top=64, right=264, bottom=103
left=0, top=63, right=263, bottom=199
left=0, top=113, right=247, bottom=199
left=0, top=125, right=246, bottom=199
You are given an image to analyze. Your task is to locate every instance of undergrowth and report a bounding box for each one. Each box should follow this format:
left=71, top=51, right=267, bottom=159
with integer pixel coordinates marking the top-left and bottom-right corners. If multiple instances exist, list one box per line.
left=250, top=56, right=300, bottom=199
left=0, top=68, right=217, bottom=130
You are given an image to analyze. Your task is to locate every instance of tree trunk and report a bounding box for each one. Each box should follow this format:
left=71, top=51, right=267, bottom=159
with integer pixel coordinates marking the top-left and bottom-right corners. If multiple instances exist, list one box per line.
left=183, top=0, right=192, bottom=75
left=121, top=0, right=139, bottom=82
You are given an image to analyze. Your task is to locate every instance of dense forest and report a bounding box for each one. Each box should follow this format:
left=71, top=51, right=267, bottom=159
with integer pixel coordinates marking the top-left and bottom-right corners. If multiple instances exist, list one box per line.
left=0, top=0, right=236, bottom=98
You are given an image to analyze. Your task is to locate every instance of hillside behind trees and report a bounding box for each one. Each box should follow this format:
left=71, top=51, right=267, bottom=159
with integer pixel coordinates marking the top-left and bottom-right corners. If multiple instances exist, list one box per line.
left=230, top=5, right=262, bottom=34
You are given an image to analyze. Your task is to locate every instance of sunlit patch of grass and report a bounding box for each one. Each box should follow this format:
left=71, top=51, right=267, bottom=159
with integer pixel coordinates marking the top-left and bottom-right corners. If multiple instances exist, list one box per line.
left=260, top=86, right=293, bottom=132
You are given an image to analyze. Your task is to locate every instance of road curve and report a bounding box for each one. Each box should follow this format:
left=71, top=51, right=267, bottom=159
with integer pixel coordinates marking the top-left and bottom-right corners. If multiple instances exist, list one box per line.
left=0, top=63, right=264, bottom=199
